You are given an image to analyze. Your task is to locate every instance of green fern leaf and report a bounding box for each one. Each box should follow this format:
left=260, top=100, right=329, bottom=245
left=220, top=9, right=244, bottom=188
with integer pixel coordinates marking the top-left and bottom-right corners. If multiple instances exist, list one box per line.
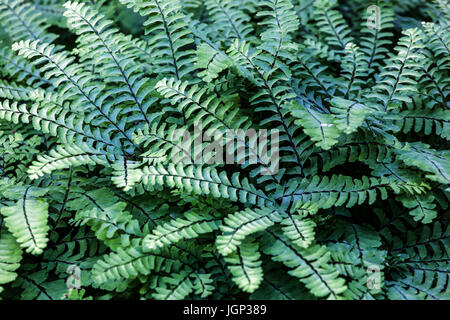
left=0, top=186, right=49, bottom=255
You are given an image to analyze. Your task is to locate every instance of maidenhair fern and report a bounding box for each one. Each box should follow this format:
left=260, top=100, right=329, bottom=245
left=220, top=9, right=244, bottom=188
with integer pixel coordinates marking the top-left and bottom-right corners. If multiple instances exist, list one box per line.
left=0, top=0, right=448, bottom=300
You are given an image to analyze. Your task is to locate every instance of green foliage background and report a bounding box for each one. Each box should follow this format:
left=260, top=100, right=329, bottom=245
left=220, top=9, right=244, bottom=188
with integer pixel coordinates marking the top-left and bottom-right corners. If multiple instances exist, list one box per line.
left=0, top=0, right=449, bottom=300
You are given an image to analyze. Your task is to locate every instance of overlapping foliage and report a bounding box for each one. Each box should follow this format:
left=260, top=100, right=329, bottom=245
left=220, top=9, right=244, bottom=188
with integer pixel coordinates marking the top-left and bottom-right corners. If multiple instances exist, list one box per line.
left=0, top=0, right=448, bottom=300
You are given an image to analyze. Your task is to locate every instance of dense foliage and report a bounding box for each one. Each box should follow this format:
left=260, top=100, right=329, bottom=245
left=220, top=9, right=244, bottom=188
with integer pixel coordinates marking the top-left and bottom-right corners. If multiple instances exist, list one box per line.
left=0, top=0, right=449, bottom=300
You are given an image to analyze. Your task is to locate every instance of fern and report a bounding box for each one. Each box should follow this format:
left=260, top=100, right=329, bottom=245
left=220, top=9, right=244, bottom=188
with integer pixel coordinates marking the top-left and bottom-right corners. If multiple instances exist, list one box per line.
left=216, top=207, right=279, bottom=256
left=313, top=0, right=353, bottom=56
left=387, top=98, right=449, bottom=140
left=287, top=100, right=340, bottom=150
left=0, top=222, right=22, bottom=290
left=204, top=0, right=253, bottom=44
left=330, top=97, right=373, bottom=135
left=137, top=164, right=273, bottom=207
left=367, top=28, right=425, bottom=111
left=224, top=238, right=263, bottom=293
left=262, top=231, right=347, bottom=299
left=359, top=0, right=395, bottom=78
left=0, top=0, right=57, bottom=43
left=0, top=0, right=448, bottom=301
left=0, top=185, right=49, bottom=254
left=63, top=1, right=156, bottom=126
left=120, top=0, right=195, bottom=80
left=143, top=211, right=221, bottom=250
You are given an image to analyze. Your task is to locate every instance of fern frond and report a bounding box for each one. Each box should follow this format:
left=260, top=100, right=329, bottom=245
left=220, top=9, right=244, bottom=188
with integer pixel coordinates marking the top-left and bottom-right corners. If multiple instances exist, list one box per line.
left=133, top=118, right=193, bottom=165
left=0, top=46, right=51, bottom=87
left=195, top=43, right=233, bottom=83
left=155, top=77, right=250, bottom=132
left=0, top=0, right=448, bottom=301
left=293, top=51, right=335, bottom=100
left=0, top=0, right=57, bottom=43
left=263, top=231, right=347, bottom=299
left=328, top=222, right=387, bottom=298
left=330, top=97, right=373, bottom=135
left=12, top=39, right=137, bottom=151
left=28, top=144, right=109, bottom=180
left=366, top=28, right=425, bottom=111
left=69, top=189, right=143, bottom=250
left=0, top=185, right=49, bottom=255
left=0, top=98, right=122, bottom=157
left=422, top=21, right=450, bottom=69
left=386, top=98, right=450, bottom=140
left=250, top=266, right=314, bottom=299
left=111, top=158, right=143, bottom=192
left=387, top=274, right=449, bottom=300
left=359, top=0, right=395, bottom=77
left=281, top=214, right=316, bottom=249
left=278, top=174, right=426, bottom=210
left=397, top=193, right=438, bottom=224
left=287, top=100, right=340, bottom=150
left=216, top=207, right=280, bottom=256
left=205, top=0, right=254, bottom=44
left=119, top=0, right=195, bottom=80
left=63, top=1, right=156, bottom=125
left=257, top=0, right=299, bottom=73
left=92, top=241, right=186, bottom=284
left=224, top=238, right=263, bottom=293
left=396, top=142, right=450, bottom=185
left=417, top=56, right=449, bottom=109
left=0, top=80, right=33, bottom=101
left=0, top=224, right=22, bottom=287
left=152, top=269, right=196, bottom=300
left=137, top=164, right=274, bottom=207
left=143, top=212, right=221, bottom=250
left=391, top=221, right=449, bottom=258
left=228, top=40, right=306, bottom=177
left=313, top=0, right=353, bottom=55
left=339, top=43, right=367, bottom=99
